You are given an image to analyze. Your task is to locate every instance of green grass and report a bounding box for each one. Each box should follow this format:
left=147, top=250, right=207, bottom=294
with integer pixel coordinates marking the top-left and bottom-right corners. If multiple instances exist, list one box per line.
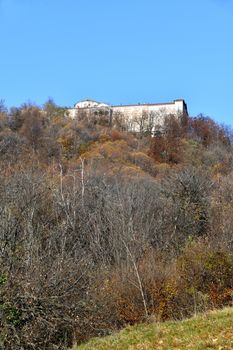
left=74, top=308, right=233, bottom=350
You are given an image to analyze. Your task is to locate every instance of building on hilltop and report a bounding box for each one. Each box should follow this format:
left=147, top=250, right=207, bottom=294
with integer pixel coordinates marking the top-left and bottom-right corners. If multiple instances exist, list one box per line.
left=67, top=99, right=188, bottom=134
left=73, top=99, right=110, bottom=109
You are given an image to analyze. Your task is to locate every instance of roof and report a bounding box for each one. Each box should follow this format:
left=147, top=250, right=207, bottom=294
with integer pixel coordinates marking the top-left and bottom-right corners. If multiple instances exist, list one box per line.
left=112, top=100, right=185, bottom=108
left=72, top=99, right=187, bottom=111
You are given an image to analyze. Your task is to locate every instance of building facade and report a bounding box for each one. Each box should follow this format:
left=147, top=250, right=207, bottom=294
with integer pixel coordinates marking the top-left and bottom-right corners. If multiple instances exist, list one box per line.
left=67, top=99, right=188, bottom=133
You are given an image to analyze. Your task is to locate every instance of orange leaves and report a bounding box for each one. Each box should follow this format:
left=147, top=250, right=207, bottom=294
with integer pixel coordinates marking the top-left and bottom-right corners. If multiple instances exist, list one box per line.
left=149, top=116, right=185, bottom=165
left=190, top=116, right=230, bottom=148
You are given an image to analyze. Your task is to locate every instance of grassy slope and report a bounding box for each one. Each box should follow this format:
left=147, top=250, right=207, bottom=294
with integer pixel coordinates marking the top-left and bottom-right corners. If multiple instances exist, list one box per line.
left=74, top=308, right=233, bottom=350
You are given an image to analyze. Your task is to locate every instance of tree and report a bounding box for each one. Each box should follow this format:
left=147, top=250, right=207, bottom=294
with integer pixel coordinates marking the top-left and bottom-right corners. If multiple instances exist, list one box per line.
left=149, top=114, right=185, bottom=164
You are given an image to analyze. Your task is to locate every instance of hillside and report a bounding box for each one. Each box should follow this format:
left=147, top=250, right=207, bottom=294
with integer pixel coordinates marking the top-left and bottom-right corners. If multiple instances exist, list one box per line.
left=1, top=102, right=233, bottom=349
left=75, top=308, right=233, bottom=350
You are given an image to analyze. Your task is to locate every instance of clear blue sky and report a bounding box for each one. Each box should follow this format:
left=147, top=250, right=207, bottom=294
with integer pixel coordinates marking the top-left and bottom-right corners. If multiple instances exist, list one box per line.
left=0, top=0, right=233, bottom=125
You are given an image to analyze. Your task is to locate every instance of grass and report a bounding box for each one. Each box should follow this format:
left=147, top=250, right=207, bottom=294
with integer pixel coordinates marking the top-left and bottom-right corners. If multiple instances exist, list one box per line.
left=74, top=307, right=233, bottom=350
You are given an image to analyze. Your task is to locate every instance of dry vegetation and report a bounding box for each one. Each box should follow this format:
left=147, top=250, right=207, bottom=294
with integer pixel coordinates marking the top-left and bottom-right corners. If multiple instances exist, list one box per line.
left=0, top=99, right=233, bottom=349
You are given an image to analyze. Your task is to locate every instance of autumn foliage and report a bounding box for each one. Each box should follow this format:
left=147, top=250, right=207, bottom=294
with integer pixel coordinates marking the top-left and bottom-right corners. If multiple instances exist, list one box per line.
left=0, top=100, right=232, bottom=349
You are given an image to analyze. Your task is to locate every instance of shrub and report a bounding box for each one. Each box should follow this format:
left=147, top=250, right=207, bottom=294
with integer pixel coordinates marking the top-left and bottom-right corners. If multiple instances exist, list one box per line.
left=177, top=242, right=233, bottom=308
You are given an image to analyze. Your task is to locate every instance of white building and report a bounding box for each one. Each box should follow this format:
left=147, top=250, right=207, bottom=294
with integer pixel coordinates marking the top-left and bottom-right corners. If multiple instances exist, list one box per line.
left=68, top=99, right=110, bottom=119
left=67, top=99, right=188, bottom=133
left=74, top=99, right=110, bottom=109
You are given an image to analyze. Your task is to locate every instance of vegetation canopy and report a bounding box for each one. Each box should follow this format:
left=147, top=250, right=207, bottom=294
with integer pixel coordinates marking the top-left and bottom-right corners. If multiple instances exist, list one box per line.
left=0, top=99, right=232, bottom=349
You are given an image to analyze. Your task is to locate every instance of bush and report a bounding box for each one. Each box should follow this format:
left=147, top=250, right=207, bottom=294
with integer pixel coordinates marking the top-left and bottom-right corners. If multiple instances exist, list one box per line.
left=177, top=242, right=233, bottom=309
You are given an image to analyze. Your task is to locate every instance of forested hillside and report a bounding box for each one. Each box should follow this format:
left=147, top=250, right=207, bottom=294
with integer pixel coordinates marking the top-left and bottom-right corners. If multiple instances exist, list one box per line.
left=0, top=99, right=233, bottom=349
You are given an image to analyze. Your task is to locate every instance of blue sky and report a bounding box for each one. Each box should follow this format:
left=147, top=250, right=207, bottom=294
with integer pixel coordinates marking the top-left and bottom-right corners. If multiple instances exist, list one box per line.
left=0, top=0, right=233, bottom=125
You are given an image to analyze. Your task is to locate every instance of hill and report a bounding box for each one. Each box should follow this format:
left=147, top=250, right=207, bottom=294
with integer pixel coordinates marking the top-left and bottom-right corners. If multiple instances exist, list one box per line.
left=1, top=101, right=233, bottom=349
left=75, top=307, right=233, bottom=350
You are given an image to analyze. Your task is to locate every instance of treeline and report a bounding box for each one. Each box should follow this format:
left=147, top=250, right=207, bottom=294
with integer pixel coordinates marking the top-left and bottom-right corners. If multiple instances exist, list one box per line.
left=0, top=100, right=233, bottom=349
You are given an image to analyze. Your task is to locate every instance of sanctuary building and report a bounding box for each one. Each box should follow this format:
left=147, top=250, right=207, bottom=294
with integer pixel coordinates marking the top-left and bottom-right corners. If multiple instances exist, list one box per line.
left=67, top=99, right=188, bottom=133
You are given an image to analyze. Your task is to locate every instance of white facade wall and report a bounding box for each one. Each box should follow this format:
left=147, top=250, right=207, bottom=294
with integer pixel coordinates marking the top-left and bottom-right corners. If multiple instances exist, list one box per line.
left=113, top=100, right=185, bottom=118
left=68, top=108, right=79, bottom=119
left=112, top=100, right=187, bottom=132
left=66, top=99, right=188, bottom=132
